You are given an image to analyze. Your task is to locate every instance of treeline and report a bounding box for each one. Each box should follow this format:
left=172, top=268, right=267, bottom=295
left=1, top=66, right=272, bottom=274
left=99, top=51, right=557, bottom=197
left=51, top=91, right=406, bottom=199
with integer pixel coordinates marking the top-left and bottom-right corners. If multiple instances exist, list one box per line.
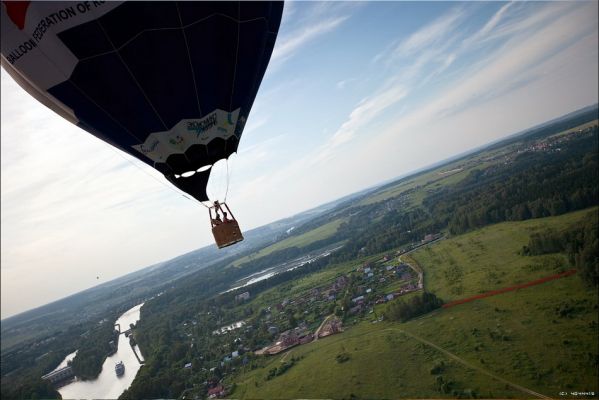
left=330, top=207, right=440, bottom=262
left=424, top=129, right=598, bottom=234
left=522, top=211, right=598, bottom=286
left=1, top=321, right=91, bottom=399
left=385, top=292, right=443, bottom=322
left=0, top=378, right=56, bottom=400
left=0, top=314, right=121, bottom=399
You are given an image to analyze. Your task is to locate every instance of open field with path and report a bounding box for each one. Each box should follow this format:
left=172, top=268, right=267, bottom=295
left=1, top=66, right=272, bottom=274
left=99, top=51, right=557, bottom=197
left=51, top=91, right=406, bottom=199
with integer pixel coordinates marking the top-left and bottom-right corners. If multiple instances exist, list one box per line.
left=230, top=209, right=598, bottom=399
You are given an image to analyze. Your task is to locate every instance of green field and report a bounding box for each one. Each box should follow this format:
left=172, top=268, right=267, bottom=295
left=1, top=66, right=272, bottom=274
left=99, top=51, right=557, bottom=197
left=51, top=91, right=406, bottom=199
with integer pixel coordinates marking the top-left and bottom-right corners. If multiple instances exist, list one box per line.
left=231, top=322, right=525, bottom=399
left=358, top=147, right=509, bottom=207
left=232, top=218, right=346, bottom=267
left=229, top=209, right=598, bottom=399
left=410, top=208, right=597, bottom=302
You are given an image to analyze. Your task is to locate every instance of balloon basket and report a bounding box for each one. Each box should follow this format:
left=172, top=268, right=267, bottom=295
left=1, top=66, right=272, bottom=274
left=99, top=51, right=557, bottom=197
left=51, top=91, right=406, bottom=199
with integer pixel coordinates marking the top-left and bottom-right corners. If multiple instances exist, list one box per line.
left=212, top=220, right=244, bottom=248
left=209, top=202, right=244, bottom=249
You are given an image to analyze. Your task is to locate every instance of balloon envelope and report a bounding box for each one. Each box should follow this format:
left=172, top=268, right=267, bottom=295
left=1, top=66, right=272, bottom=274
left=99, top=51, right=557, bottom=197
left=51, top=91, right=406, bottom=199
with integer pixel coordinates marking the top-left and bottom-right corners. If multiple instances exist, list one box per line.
left=1, top=1, right=283, bottom=201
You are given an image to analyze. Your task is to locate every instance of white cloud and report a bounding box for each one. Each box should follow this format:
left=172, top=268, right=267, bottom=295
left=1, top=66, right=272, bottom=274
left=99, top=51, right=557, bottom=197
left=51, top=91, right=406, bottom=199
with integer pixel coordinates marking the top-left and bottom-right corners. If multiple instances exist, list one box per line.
left=393, top=7, right=466, bottom=56
left=470, top=1, right=578, bottom=48
left=366, top=1, right=598, bottom=163
left=311, top=84, right=408, bottom=165
left=477, top=2, right=513, bottom=38
left=270, top=16, right=349, bottom=67
left=336, top=78, right=356, bottom=90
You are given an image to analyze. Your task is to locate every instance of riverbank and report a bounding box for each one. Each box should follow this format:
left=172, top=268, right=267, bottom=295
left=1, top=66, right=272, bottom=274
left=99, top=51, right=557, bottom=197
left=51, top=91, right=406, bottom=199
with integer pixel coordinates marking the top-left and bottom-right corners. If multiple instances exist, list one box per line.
left=57, top=303, right=145, bottom=399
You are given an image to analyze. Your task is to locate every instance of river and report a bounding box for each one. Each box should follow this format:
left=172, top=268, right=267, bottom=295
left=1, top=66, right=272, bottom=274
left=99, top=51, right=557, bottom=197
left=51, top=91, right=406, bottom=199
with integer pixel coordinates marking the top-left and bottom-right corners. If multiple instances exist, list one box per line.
left=56, top=303, right=145, bottom=399
left=223, top=243, right=345, bottom=293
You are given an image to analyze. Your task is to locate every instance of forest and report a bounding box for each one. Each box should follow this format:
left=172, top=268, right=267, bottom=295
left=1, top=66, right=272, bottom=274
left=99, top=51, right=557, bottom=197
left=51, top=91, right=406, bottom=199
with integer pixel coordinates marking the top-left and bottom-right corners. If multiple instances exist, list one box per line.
left=384, top=292, right=444, bottom=322
left=427, top=127, right=598, bottom=234
left=522, top=214, right=598, bottom=286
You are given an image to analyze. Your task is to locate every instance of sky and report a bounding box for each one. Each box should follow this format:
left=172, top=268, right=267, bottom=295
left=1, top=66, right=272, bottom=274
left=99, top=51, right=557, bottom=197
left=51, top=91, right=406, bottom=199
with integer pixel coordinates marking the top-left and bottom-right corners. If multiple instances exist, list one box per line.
left=1, top=1, right=598, bottom=319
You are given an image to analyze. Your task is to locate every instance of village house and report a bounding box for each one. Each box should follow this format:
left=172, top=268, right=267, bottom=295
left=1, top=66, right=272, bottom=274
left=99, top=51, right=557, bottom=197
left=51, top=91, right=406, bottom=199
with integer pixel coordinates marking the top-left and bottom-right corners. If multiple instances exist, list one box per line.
left=332, top=277, right=348, bottom=292
left=207, top=385, right=226, bottom=399
left=235, top=291, right=251, bottom=302
left=352, top=295, right=365, bottom=303
left=298, top=333, right=314, bottom=344
left=279, top=330, right=299, bottom=347
left=349, top=304, right=363, bottom=314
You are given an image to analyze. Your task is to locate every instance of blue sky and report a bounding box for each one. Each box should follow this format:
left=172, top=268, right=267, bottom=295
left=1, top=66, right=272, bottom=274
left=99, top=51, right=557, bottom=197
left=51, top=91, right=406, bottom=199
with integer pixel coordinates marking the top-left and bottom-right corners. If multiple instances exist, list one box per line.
left=2, top=1, right=598, bottom=318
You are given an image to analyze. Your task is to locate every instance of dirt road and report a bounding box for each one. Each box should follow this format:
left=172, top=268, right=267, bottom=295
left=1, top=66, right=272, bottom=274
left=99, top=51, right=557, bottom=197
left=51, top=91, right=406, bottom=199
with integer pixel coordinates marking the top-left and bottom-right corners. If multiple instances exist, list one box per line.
left=394, top=327, right=552, bottom=399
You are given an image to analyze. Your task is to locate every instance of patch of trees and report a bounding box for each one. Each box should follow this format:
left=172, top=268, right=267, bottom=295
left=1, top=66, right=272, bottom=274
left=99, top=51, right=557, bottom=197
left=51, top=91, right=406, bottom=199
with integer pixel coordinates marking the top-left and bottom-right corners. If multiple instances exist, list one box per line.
left=522, top=211, right=598, bottom=286
left=336, top=352, right=350, bottom=363
left=71, top=320, right=119, bottom=380
left=332, top=207, right=439, bottom=262
left=265, top=358, right=297, bottom=380
left=385, top=292, right=443, bottom=322
left=0, top=378, right=57, bottom=400
left=1, top=318, right=96, bottom=399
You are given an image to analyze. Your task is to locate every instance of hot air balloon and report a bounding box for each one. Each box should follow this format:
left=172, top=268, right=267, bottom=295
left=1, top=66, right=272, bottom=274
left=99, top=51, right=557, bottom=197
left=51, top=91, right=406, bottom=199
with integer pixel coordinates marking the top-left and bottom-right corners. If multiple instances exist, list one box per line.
left=1, top=1, right=283, bottom=248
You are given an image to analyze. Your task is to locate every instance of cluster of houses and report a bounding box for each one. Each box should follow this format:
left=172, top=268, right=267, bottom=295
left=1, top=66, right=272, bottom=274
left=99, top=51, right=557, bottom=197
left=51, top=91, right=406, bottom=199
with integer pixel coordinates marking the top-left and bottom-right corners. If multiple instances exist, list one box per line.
left=317, top=317, right=343, bottom=338
left=255, top=323, right=317, bottom=355
left=234, top=291, right=250, bottom=302
left=272, top=275, right=350, bottom=312
left=518, top=124, right=597, bottom=155
left=345, top=253, right=425, bottom=315
left=207, top=384, right=226, bottom=398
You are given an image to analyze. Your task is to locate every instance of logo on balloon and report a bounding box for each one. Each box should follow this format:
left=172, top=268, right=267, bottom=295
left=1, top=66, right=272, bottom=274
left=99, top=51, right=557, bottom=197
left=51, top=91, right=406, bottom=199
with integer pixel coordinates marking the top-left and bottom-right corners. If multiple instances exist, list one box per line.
left=2, top=1, right=31, bottom=30
left=187, top=113, right=217, bottom=137
left=140, top=139, right=160, bottom=154
left=169, top=135, right=184, bottom=146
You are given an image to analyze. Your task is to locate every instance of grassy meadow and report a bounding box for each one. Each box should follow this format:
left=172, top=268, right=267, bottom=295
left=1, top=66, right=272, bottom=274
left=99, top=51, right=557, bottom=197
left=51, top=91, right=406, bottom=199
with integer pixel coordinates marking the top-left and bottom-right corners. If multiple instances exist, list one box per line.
left=231, top=321, right=524, bottom=399
left=232, top=218, right=346, bottom=267
left=410, top=208, right=597, bottom=302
